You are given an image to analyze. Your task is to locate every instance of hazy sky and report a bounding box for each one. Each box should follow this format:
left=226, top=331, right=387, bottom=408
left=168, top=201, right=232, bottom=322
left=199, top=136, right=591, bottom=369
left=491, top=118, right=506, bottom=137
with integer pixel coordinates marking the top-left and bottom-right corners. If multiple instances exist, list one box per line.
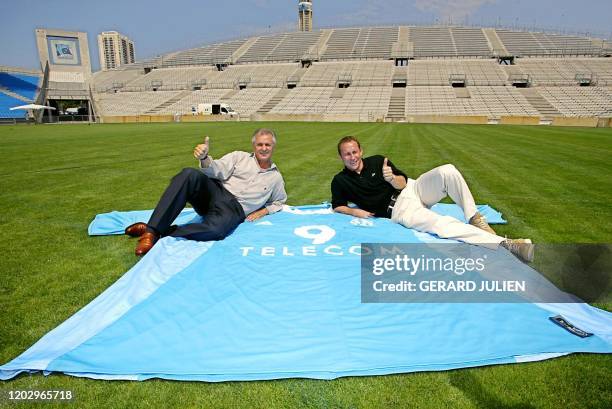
left=1, top=0, right=610, bottom=71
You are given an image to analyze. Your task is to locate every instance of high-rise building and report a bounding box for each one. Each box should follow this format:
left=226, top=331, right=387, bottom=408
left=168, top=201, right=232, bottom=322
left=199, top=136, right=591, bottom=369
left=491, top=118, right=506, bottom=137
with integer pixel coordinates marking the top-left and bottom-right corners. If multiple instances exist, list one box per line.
left=298, top=1, right=313, bottom=32
left=97, top=31, right=135, bottom=71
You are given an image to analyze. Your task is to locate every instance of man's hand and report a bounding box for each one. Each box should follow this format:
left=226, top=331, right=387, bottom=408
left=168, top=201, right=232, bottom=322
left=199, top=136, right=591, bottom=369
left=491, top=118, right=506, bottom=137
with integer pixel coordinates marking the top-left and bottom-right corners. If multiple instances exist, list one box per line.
left=352, top=208, right=374, bottom=218
left=382, top=158, right=394, bottom=183
left=334, top=206, right=374, bottom=219
left=245, top=208, right=269, bottom=222
left=193, top=136, right=210, bottom=160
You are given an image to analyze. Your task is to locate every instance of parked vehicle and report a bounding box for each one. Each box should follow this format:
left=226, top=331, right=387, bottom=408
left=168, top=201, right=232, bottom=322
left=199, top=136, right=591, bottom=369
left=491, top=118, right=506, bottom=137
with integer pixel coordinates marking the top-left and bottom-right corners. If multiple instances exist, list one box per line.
left=191, top=103, right=237, bottom=116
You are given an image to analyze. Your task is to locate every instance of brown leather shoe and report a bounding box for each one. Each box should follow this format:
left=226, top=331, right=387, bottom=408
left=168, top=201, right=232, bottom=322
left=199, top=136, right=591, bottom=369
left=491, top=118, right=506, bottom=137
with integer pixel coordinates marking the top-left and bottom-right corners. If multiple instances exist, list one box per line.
left=125, top=222, right=148, bottom=237
left=135, top=232, right=159, bottom=256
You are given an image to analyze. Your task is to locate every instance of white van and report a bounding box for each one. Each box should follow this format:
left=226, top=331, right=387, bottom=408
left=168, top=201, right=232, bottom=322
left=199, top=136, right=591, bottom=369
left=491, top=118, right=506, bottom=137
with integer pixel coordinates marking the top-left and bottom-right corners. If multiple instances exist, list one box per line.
left=191, top=103, right=237, bottom=116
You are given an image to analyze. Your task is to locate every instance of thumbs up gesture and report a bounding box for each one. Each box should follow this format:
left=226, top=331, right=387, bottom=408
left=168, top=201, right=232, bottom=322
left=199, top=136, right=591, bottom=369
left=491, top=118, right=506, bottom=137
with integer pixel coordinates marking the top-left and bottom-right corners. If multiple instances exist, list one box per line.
left=194, top=136, right=210, bottom=160
left=382, top=157, right=394, bottom=183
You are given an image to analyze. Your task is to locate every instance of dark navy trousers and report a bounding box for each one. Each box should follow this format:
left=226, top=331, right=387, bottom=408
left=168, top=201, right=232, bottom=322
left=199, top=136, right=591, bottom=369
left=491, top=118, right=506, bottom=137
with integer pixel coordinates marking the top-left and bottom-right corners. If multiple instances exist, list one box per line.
left=147, top=168, right=245, bottom=241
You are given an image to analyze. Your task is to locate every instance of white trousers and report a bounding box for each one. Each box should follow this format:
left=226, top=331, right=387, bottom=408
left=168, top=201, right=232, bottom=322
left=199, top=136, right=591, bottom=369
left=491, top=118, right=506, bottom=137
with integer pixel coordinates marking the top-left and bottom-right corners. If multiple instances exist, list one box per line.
left=391, top=164, right=505, bottom=249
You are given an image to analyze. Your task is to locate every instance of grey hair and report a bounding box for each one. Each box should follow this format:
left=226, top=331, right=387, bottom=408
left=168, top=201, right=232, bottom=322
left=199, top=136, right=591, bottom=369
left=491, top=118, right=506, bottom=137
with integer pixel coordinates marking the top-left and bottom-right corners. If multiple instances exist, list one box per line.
left=251, top=128, right=277, bottom=144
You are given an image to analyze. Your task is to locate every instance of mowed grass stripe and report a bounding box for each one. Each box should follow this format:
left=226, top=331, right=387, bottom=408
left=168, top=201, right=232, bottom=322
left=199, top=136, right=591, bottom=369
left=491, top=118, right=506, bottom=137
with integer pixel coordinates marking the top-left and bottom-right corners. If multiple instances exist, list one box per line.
left=422, top=126, right=542, bottom=235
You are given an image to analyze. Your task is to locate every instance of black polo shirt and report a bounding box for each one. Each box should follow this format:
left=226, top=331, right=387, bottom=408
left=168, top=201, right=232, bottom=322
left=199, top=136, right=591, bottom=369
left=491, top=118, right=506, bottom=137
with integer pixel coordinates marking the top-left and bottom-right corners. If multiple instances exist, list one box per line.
left=331, top=155, right=408, bottom=218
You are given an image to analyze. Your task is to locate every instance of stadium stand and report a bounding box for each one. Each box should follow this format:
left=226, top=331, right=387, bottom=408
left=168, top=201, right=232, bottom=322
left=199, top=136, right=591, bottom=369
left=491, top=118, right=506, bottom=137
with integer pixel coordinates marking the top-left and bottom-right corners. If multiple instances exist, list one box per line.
left=0, top=71, right=40, bottom=101
left=495, top=30, right=599, bottom=56
left=320, top=28, right=364, bottom=60
left=402, top=27, right=492, bottom=58
left=410, top=27, right=451, bottom=57
left=482, top=28, right=509, bottom=56
left=95, top=91, right=182, bottom=116
left=220, top=88, right=279, bottom=115
left=163, top=89, right=234, bottom=114
left=325, top=86, right=391, bottom=118
left=0, top=92, right=28, bottom=119
left=256, top=89, right=291, bottom=114
left=516, top=88, right=561, bottom=119
left=53, top=25, right=610, bottom=124
left=270, top=87, right=334, bottom=114
left=120, top=66, right=215, bottom=91
left=103, top=63, right=305, bottom=93
left=300, top=61, right=394, bottom=86
left=0, top=67, right=42, bottom=120
left=157, top=39, right=248, bottom=66
left=511, top=58, right=612, bottom=85
left=90, top=68, right=146, bottom=92
left=205, top=63, right=301, bottom=88
left=537, top=87, right=612, bottom=116
left=238, top=32, right=321, bottom=63
left=319, top=27, right=398, bottom=60
left=405, top=86, right=540, bottom=117
left=352, top=27, right=398, bottom=59
left=451, top=27, right=492, bottom=57
left=408, top=60, right=506, bottom=85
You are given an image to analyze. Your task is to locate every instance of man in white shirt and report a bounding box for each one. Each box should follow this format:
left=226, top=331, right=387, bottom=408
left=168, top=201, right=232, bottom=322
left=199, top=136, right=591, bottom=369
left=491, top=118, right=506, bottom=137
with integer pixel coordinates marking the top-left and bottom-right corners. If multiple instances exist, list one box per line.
left=126, top=128, right=287, bottom=256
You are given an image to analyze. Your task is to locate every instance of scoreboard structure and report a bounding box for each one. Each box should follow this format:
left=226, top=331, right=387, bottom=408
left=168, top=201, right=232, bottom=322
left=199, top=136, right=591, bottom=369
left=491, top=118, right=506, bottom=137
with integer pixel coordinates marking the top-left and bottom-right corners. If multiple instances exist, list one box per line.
left=35, top=28, right=92, bottom=83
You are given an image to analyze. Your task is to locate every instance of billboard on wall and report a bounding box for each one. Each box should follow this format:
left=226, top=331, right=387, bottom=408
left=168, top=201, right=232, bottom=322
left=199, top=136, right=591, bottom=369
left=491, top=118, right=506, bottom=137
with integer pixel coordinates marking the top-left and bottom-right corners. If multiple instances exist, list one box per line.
left=46, top=36, right=81, bottom=66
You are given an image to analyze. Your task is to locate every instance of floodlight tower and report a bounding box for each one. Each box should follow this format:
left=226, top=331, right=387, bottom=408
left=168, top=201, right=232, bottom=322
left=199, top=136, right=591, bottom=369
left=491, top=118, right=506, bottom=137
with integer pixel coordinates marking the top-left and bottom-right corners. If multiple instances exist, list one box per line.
left=298, top=1, right=313, bottom=32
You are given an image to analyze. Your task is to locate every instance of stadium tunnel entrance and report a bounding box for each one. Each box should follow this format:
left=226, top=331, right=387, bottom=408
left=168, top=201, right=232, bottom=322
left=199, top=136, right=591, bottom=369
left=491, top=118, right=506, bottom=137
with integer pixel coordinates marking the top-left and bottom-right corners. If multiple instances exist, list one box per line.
left=42, top=99, right=92, bottom=123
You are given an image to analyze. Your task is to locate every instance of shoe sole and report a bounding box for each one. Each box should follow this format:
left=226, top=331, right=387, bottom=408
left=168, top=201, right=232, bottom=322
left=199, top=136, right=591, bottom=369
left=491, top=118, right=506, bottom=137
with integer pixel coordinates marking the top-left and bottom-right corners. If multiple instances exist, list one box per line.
left=523, top=239, right=534, bottom=263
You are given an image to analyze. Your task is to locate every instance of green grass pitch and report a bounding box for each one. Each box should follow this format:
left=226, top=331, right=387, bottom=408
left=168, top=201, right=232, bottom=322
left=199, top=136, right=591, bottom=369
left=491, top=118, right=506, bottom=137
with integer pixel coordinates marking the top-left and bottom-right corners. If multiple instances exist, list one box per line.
left=0, top=122, right=610, bottom=408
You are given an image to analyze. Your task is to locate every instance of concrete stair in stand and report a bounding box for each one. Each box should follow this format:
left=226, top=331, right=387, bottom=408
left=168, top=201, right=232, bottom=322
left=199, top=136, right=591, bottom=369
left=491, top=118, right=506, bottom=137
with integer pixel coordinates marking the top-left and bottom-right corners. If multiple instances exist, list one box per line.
left=386, top=87, right=406, bottom=121
left=518, top=88, right=561, bottom=120
left=256, top=88, right=290, bottom=113
left=145, top=90, right=191, bottom=114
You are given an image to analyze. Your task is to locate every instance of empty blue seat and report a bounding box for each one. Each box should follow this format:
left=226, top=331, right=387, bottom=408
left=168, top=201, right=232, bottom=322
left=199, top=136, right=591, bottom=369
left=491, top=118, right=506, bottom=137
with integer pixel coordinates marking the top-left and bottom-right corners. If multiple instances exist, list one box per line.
left=0, top=92, right=28, bottom=118
left=0, top=72, right=40, bottom=101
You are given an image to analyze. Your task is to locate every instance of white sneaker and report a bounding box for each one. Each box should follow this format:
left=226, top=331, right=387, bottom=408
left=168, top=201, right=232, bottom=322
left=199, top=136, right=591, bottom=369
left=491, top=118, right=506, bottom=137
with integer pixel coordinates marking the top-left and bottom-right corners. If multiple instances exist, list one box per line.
left=501, top=239, right=534, bottom=262
left=469, top=212, right=496, bottom=235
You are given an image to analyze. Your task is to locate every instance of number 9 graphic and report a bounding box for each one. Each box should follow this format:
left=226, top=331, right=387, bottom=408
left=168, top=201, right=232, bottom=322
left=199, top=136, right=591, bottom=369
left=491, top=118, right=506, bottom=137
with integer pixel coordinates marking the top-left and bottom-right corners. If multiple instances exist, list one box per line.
left=294, top=225, right=336, bottom=244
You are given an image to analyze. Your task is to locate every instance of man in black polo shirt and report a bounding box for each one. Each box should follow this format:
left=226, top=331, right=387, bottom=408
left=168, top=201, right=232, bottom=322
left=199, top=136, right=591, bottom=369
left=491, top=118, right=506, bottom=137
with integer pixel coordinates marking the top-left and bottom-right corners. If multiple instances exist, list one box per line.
left=331, top=136, right=534, bottom=262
